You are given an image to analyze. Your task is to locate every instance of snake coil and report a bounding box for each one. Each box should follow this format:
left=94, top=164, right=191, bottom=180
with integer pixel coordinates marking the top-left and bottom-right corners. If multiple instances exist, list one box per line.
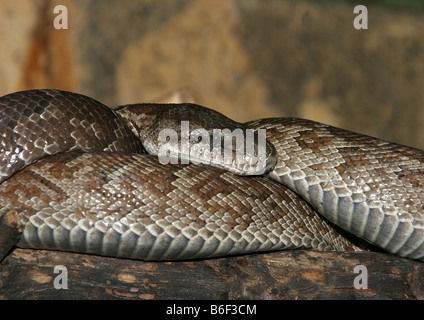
left=0, top=89, right=423, bottom=262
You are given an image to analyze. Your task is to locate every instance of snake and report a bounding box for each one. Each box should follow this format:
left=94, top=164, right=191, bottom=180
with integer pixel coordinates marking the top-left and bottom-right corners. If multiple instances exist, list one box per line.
left=0, top=89, right=423, bottom=262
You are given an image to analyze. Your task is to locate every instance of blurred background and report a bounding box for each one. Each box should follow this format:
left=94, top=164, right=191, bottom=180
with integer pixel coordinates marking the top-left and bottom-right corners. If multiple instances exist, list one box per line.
left=1, top=0, right=423, bottom=148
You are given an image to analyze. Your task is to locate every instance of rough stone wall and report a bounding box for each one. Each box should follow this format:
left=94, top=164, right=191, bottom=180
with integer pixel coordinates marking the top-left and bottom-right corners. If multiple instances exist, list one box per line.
left=1, top=0, right=423, bottom=148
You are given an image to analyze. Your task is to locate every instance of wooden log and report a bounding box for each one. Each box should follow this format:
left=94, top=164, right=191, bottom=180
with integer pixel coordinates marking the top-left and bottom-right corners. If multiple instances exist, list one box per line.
left=1, top=248, right=423, bottom=300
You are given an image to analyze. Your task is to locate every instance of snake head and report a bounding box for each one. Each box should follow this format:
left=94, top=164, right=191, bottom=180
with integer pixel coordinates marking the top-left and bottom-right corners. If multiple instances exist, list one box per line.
left=115, top=103, right=277, bottom=175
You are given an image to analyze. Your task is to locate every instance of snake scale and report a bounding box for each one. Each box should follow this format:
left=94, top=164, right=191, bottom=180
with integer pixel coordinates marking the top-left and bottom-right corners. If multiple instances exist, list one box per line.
left=0, top=89, right=423, bottom=262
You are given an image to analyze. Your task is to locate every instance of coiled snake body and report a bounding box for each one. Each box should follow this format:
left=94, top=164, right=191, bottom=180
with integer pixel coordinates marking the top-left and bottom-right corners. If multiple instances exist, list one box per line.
left=0, top=89, right=423, bottom=262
